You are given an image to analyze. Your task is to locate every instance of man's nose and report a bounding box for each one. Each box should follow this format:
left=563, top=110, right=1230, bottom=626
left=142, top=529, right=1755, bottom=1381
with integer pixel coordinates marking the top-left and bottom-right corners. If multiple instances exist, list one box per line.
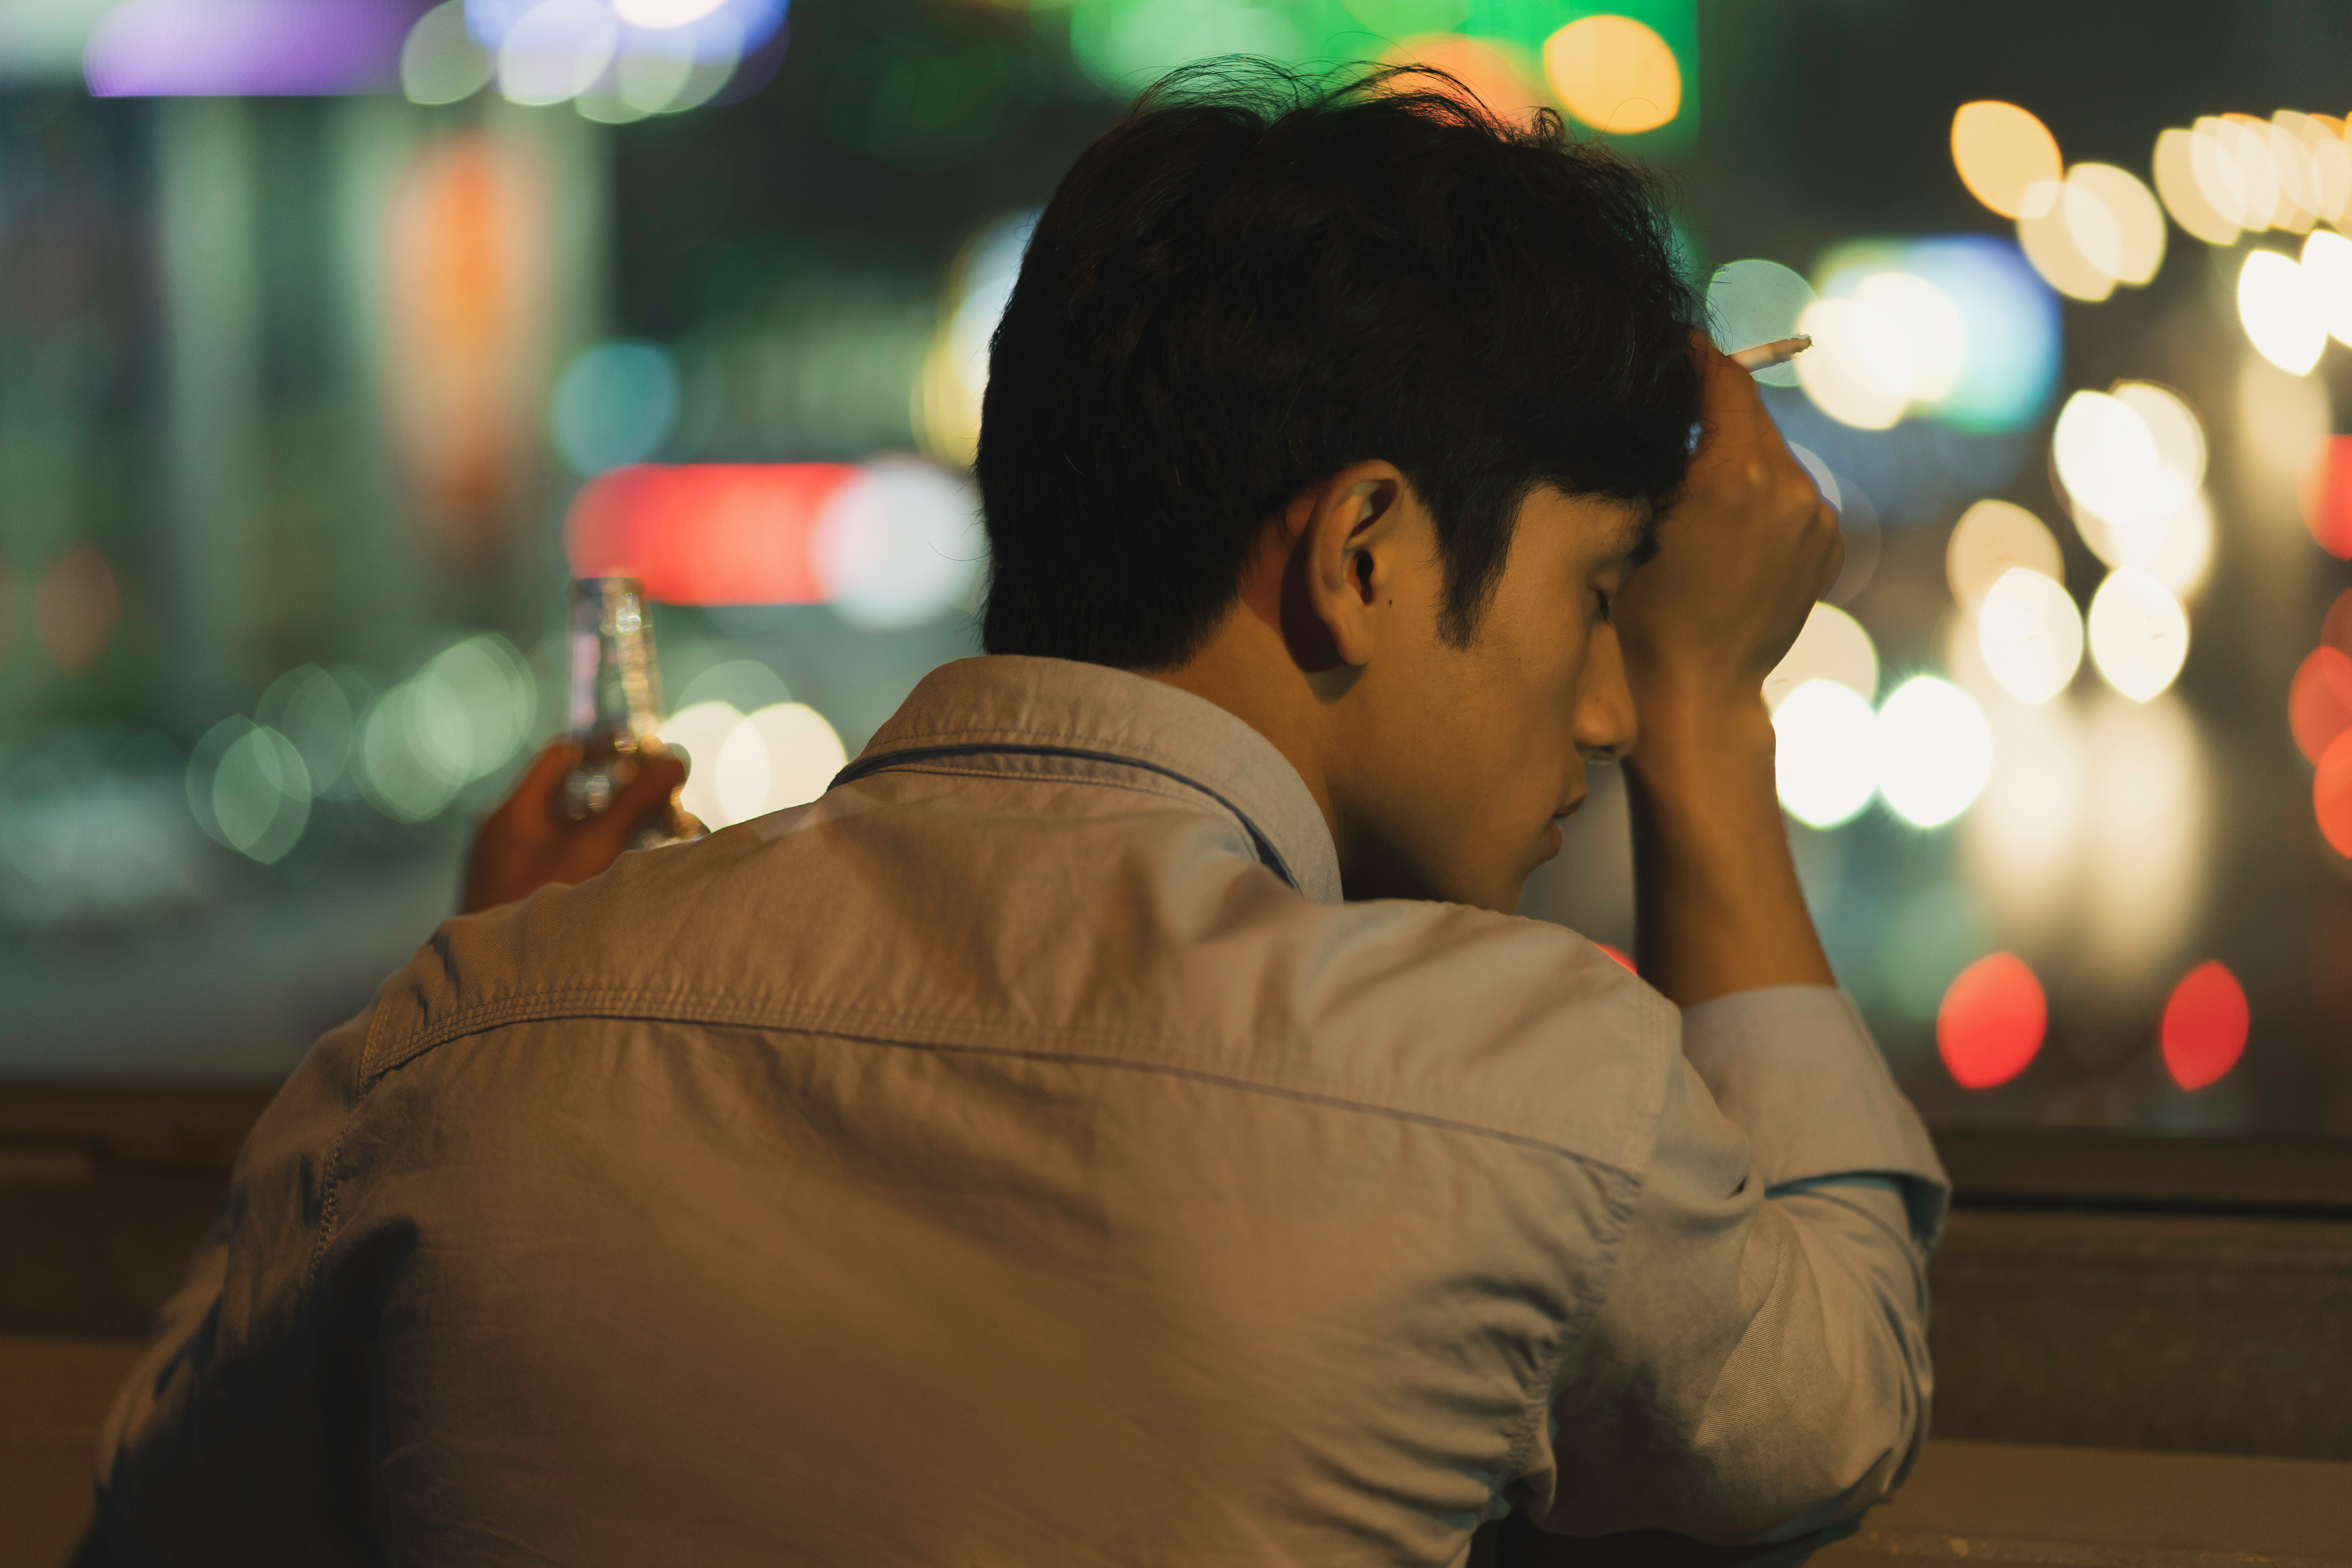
left=1575, top=628, right=1639, bottom=762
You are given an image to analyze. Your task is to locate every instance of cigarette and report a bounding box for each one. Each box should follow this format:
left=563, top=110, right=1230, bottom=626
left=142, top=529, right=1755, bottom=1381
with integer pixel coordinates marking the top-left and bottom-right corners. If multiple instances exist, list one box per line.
left=1729, top=335, right=1812, bottom=372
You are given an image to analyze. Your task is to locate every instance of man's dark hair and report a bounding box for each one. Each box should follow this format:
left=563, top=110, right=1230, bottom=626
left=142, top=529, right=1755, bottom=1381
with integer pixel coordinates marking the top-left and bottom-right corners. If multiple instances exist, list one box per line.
left=975, top=60, right=1703, bottom=669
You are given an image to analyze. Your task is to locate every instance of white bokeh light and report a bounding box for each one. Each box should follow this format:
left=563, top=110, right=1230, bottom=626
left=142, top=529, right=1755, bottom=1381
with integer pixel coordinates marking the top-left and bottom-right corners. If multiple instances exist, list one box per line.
left=1772, top=679, right=1878, bottom=827
left=1795, top=297, right=1913, bottom=430
left=1977, top=568, right=2083, bottom=705
left=2238, top=249, right=2326, bottom=375
left=714, top=702, right=846, bottom=824
left=1763, top=603, right=1879, bottom=712
left=1854, top=272, right=1966, bottom=402
left=497, top=0, right=619, bottom=105
left=661, top=699, right=745, bottom=828
left=2087, top=568, right=2190, bottom=701
left=811, top=456, right=986, bottom=629
left=1947, top=499, right=2064, bottom=611
left=1876, top=677, right=1993, bottom=828
left=2303, top=228, right=2352, bottom=348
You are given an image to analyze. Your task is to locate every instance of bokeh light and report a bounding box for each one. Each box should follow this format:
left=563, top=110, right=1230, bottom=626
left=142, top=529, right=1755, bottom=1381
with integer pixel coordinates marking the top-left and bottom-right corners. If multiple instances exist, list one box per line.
left=2238, top=249, right=2325, bottom=375
left=255, top=666, right=363, bottom=797
left=718, top=703, right=846, bottom=823
left=2288, top=647, right=2352, bottom=763
left=1707, top=259, right=1816, bottom=387
left=1964, top=695, right=2087, bottom=940
left=1951, top=101, right=2061, bottom=219
left=1813, top=236, right=2058, bottom=432
left=551, top=341, right=680, bottom=475
left=403, top=0, right=492, bottom=103
left=353, top=635, right=535, bottom=823
left=1854, top=272, right=1965, bottom=400
left=918, top=209, right=1038, bottom=466
left=2160, top=961, right=2250, bottom=1091
left=2067, top=163, right=2165, bottom=286
left=1936, top=952, right=2046, bottom=1089
left=809, top=456, right=986, bottom=630
left=1978, top=569, right=2083, bottom=705
left=2307, top=229, right=2352, bottom=348
left=1773, top=679, right=1878, bottom=828
left=32, top=544, right=118, bottom=675
left=2152, top=125, right=2241, bottom=247
left=2082, top=694, right=2205, bottom=987
left=1379, top=34, right=1547, bottom=122
left=2087, top=568, right=2190, bottom=701
left=2319, top=730, right=2352, bottom=857
left=567, top=462, right=857, bottom=604
left=2017, top=178, right=2119, bottom=302
left=1713, top=258, right=1808, bottom=347
left=1542, top=15, right=1680, bottom=135
left=2053, top=390, right=2195, bottom=548
left=187, top=718, right=312, bottom=865
left=2326, top=589, right=2352, bottom=656
left=1763, top=603, right=1878, bottom=712
left=496, top=0, right=618, bottom=106
left=1795, top=296, right=1912, bottom=430
left=1947, top=498, right=2063, bottom=610
left=2301, top=435, right=2352, bottom=558
left=1876, top=676, right=1993, bottom=828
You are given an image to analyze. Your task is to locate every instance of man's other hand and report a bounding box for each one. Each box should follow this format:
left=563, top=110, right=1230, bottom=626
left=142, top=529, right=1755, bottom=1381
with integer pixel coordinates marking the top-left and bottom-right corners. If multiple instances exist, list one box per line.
left=1613, top=335, right=1843, bottom=730
left=461, top=743, right=691, bottom=914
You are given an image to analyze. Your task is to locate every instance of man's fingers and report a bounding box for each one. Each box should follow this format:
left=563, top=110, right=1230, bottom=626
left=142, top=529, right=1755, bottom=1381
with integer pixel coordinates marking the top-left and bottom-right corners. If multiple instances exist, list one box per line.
left=489, top=742, right=580, bottom=826
left=579, top=750, right=687, bottom=853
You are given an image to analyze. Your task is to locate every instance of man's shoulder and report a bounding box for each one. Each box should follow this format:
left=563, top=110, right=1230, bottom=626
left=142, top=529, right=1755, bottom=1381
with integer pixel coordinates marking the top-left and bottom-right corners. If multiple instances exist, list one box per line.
left=361, top=804, right=1679, bottom=1175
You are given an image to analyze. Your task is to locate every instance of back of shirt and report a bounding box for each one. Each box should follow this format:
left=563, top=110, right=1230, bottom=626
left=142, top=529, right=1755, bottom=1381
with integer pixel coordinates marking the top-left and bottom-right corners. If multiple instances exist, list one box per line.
left=88, top=658, right=1944, bottom=1568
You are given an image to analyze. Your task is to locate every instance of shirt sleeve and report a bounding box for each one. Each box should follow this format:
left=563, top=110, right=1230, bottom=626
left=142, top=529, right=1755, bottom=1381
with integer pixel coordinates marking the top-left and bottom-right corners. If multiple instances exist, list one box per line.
left=1512, top=985, right=1950, bottom=1545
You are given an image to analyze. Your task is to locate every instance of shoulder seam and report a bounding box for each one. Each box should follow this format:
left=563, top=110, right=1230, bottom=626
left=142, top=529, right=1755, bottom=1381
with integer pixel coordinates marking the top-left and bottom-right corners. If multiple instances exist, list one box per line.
left=358, top=987, right=1656, bottom=1171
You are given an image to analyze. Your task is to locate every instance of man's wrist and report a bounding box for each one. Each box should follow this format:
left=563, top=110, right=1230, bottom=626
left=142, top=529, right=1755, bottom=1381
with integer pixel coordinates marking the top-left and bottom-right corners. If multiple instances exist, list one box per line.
left=1625, top=688, right=1775, bottom=793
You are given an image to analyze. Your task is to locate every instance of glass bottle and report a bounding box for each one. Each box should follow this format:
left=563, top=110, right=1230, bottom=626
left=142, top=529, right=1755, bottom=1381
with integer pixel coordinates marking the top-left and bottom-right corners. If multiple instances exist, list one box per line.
left=563, top=576, right=702, bottom=848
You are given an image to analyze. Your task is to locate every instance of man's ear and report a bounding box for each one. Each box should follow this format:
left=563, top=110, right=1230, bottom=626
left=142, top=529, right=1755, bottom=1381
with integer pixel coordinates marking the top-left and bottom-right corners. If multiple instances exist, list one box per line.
left=1285, top=460, right=1410, bottom=671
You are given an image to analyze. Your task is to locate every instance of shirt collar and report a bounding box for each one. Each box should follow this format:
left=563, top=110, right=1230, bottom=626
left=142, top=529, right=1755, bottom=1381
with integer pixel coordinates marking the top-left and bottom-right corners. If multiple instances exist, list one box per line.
left=851, top=655, right=1345, bottom=905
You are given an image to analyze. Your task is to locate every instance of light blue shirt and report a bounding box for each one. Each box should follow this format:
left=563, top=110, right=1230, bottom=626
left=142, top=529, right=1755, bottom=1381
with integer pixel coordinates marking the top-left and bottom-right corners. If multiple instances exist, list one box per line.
left=91, top=654, right=1949, bottom=1566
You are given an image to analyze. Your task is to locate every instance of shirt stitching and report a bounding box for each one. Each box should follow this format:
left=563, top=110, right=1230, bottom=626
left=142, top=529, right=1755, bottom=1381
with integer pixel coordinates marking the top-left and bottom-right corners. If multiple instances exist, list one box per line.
left=357, top=986, right=1659, bottom=1170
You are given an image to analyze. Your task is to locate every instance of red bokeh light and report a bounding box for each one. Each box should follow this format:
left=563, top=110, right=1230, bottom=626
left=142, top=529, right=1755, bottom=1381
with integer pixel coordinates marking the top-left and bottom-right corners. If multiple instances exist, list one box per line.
left=1595, top=943, right=1637, bottom=974
left=1936, top=953, right=2047, bottom=1089
left=2159, top=961, right=2249, bottom=1091
left=2289, top=646, right=2352, bottom=762
left=565, top=463, right=858, bottom=605
left=2319, top=731, right=2352, bottom=858
left=2325, top=590, right=2352, bottom=657
left=2302, top=436, right=2352, bottom=559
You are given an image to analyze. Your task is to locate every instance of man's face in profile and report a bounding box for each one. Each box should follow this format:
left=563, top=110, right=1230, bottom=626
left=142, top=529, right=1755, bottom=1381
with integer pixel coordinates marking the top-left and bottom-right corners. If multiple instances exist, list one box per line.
left=1326, top=483, right=1646, bottom=913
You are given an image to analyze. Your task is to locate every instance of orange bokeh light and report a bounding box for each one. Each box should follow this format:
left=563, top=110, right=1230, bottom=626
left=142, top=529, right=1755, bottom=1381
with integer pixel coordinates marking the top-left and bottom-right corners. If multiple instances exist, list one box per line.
left=2159, top=960, right=2249, bottom=1091
left=566, top=463, right=858, bottom=605
left=1595, top=943, right=1637, bottom=975
left=2319, top=730, right=2352, bottom=857
left=2300, top=435, right=2352, bottom=558
left=2288, top=646, right=2352, bottom=762
left=1543, top=15, right=1681, bottom=135
left=1950, top=100, right=2062, bottom=219
left=1381, top=34, right=1548, bottom=124
left=1936, top=952, right=2047, bottom=1089
left=32, top=543, right=118, bottom=675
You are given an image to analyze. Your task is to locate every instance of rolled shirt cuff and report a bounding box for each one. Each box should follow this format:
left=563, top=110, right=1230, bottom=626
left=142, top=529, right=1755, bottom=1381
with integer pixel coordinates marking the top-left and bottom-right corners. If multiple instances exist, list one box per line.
left=1679, top=985, right=1951, bottom=1250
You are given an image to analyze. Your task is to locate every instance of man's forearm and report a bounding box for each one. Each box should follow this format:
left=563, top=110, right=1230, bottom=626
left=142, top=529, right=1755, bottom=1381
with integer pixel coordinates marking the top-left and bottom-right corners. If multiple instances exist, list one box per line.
left=1626, top=697, right=1835, bottom=1008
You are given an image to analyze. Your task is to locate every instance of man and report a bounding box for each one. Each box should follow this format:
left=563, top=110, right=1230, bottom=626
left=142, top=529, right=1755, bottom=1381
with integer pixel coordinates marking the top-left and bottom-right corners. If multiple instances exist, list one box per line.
left=88, top=65, right=1944, bottom=1565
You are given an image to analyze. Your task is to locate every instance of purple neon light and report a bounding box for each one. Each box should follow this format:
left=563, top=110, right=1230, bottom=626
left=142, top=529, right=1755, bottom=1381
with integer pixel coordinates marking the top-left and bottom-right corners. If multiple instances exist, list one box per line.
left=85, top=0, right=416, bottom=97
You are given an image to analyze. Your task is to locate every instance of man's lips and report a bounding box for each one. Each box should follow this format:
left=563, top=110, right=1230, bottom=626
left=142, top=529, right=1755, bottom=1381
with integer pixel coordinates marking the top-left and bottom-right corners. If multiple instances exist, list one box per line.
left=1551, top=796, right=1585, bottom=820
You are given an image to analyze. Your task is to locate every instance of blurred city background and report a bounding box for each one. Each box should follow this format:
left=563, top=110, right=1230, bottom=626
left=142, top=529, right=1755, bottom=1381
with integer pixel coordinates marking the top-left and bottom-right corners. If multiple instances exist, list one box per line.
left=0, top=0, right=2347, bottom=1143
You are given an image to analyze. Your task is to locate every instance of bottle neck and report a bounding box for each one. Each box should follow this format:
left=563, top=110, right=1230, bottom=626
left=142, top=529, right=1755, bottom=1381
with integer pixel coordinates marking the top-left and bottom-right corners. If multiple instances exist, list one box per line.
left=568, top=579, right=663, bottom=750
